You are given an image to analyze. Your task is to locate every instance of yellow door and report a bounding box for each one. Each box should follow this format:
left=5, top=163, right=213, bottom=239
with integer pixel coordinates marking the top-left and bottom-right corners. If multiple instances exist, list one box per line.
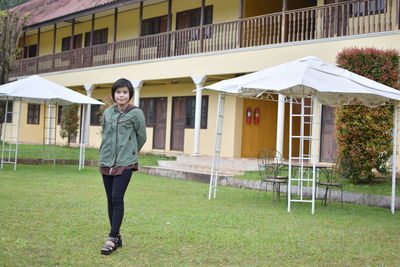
left=241, top=99, right=278, bottom=158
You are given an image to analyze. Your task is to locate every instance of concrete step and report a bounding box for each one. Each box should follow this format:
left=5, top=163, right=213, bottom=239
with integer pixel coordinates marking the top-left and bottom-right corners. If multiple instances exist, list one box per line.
left=140, top=165, right=233, bottom=184
left=174, top=155, right=259, bottom=171
left=157, top=160, right=246, bottom=176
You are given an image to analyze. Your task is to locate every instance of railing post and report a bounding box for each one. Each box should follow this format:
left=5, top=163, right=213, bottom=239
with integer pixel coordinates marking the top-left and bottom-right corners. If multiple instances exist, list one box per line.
left=112, top=8, right=118, bottom=64
left=281, top=12, right=287, bottom=43
left=35, top=28, right=40, bottom=74
left=397, top=0, right=400, bottom=29
left=334, top=1, right=339, bottom=37
left=137, top=38, right=141, bottom=61
left=19, top=60, right=23, bottom=77
left=51, top=54, right=55, bottom=72
left=35, top=57, right=39, bottom=74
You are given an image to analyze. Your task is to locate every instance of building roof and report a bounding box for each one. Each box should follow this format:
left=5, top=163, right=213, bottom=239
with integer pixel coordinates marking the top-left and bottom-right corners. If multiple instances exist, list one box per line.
left=12, top=0, right=125, bottom=27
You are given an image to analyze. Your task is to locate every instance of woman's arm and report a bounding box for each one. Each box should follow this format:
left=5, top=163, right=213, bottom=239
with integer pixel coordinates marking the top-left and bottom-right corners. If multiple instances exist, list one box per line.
left=133, top=109, right=147, bottom=152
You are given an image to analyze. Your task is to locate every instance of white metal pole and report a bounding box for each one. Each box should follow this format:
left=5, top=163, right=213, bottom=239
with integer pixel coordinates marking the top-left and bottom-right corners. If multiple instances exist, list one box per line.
left=288, top=98, right=293, bottom=213
left=311, top=96, right=320, bottom=215
left=14, top=99, right=21, bottom=171
left=276, top=94, right=285, bottom=158
left=391, top=102, right=398, bottom=213
left=47, top=104, right=52, bottom=144
left=1, top=98, right=8, bottom=170
left=300, top=98, right=305, bottom=201
left=79, top=105, right=86, bottom=170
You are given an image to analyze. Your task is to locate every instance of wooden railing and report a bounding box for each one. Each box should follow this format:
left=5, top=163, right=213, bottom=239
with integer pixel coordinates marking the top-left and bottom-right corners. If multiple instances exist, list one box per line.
left=10, top=0, right=399, bottom=78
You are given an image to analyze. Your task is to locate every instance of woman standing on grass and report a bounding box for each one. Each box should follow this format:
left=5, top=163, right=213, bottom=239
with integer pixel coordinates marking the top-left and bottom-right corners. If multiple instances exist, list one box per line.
left=99, top=78, right=147, bottom=255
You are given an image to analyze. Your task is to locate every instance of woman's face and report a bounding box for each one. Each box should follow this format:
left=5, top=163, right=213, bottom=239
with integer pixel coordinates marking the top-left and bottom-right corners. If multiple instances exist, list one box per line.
left=114, top=86, right=130, bottom=106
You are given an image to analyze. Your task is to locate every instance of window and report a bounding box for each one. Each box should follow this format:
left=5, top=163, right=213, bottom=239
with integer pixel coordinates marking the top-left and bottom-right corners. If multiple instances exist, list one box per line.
left=23, top=44, right=37, bottom=58
left=27, top=104, right=40, bottom=124
left=142, top=15, right=168, bottom=36
left=61, top=34, right=83, bottom=51
left=139, top=98, right=155, bottom=127
left=84, top=28, right=108, bottom=47
left=90, top=103, right=102, bottom=126
left=0, top=101, right=13, bottom=123
left=176, top=6, right=213, bottom=30
left=57, top=106, right=63, bottom=125
left=185, top=96, right=208, bottom=129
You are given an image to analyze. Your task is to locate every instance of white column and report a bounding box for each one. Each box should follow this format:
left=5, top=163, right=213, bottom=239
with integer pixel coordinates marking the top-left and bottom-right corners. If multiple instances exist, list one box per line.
left=79, top=83, right=95, bottom=170
left=191, top=75, right=207, bottom=156
left=131, top=80, right=144, bottom=107
left=276, top=94, right=285, bottom=159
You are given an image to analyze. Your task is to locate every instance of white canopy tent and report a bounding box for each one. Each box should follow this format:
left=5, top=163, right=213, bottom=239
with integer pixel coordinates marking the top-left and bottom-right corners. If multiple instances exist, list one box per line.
left=204, top=56, right=400, bottom=214
left=0, top=75, right=103, bottom=170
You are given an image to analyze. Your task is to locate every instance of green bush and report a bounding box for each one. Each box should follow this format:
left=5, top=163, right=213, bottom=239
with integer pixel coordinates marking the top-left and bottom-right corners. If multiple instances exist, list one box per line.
left=335, top=48, right=399, bottom=184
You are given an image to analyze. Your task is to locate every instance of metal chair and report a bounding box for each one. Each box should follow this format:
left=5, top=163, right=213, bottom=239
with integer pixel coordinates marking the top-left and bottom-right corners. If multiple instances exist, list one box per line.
left=317, top=161, right=344, bottom=207
left=257, top=148, right=288, bottom=202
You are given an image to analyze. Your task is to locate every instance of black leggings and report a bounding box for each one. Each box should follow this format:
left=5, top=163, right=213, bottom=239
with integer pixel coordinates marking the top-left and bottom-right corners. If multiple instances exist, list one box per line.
left=102, top=169, right=133, bottom=238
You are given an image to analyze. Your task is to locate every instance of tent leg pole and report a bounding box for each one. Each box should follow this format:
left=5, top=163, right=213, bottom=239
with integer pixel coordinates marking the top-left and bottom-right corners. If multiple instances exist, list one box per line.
left=391, top=102, right=398, bottom=214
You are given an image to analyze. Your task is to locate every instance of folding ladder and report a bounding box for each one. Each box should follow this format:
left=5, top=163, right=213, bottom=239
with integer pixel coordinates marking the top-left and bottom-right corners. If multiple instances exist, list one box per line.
left=287, top=96, right=319, bottom=214
left=209, top=93, right=225, bottom=199
left=42, top=103, right=57, bottom=165
left=1, top=99, right=21, bottom=171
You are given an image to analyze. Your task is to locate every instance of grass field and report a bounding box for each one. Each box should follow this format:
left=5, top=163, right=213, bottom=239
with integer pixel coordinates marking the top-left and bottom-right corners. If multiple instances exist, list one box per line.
left=0, top=164, right=399, bottom=266
left=7, top=143, right=175, bottom=166
left=3, top=143, right=398, bottom=196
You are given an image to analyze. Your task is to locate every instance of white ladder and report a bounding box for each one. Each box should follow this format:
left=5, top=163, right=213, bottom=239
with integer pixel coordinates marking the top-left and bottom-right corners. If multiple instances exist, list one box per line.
left=209, top=93, right=225, bottom=199
left=1, top=99, right=21, bottom=171
left=42, top=103, right=57, bottom=165
left=288, top=96, right=318, bottom=214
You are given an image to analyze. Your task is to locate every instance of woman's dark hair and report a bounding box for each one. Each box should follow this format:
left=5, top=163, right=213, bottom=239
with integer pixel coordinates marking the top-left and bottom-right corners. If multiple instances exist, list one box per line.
left=111, top=78, right=134, bottom=101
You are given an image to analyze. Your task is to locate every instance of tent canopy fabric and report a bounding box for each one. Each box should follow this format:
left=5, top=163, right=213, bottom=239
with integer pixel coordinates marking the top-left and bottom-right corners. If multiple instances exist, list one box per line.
left=0, top=75, right=103, bottom=105
left=204, top=56, right=400, bottom=107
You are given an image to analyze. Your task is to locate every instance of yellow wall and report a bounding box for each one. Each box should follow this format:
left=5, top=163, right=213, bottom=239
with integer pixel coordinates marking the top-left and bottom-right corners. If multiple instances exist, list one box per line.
left=19, top=103, right=44, bottom=143
left=245, top=0, right=281, bottom=17
left=22, top=0, right=242, bottom=56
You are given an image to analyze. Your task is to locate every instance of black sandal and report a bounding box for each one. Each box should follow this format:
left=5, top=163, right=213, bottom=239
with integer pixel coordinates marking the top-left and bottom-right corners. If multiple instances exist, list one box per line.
left=100, top=237, right=119, bottom=255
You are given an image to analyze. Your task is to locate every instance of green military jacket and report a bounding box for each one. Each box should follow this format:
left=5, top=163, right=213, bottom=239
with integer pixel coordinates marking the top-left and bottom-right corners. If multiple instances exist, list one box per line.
left=99, top=104, right=147, bottom=167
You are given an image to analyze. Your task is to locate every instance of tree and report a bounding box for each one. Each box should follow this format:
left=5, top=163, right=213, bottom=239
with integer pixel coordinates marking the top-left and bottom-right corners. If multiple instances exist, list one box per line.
left=60, top=105, right=80, bottom=147
left=0, top=0, right=31, bottom=11
left=335, top=48, right=400, bottom=184
left=0, top=10, right=26, bottom=84
left=0, top=10, right=26, bottom=138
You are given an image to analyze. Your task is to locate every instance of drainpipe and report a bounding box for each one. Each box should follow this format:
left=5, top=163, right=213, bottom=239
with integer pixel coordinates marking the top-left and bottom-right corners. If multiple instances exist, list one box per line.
left=191, top=75, right=208, bottom=156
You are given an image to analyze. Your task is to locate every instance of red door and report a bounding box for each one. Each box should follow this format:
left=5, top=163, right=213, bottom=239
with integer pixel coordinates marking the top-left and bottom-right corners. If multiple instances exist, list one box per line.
left=153, top=98, right=167, bottom=149
left=171, top=97, right=186, bottom=151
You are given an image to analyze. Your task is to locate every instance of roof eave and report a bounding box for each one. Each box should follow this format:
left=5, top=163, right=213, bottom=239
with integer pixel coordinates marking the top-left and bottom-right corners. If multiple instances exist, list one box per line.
left=23, top=0, right=143, bottom=31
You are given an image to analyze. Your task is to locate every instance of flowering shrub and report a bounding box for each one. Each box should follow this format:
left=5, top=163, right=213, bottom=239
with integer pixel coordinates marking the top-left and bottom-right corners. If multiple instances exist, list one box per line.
left=335, top=48, right=399, bottom=184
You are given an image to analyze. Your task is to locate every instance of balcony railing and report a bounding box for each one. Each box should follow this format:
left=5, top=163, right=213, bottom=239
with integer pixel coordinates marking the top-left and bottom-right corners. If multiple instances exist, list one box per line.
left=10, top=0, right=399, bottom=78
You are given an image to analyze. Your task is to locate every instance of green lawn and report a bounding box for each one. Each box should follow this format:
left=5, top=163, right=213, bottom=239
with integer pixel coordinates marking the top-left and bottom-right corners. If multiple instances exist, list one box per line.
left=6, top=143, right=399, bottom=196
left=9, top=143, right=174, bottom=166
left=0, top=165, right=399, bottom=266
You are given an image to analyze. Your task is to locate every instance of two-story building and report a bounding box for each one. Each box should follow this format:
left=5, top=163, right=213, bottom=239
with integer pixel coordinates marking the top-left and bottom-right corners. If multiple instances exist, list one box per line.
left=4, top=0, right=400, bottom=162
